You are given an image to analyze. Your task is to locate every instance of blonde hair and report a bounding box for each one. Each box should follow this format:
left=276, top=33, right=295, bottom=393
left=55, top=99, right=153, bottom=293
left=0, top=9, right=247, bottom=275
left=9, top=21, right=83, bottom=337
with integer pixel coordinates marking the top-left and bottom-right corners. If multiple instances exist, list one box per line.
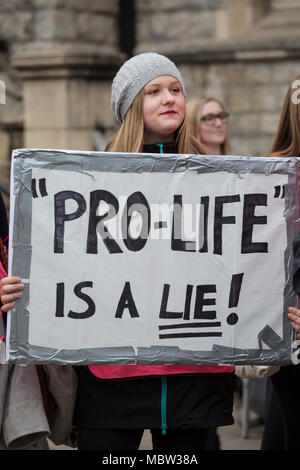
left=270, top=75, right=300, bottom=157
left=186, top=96, right=231, bottom=155
left=108, top=90, right=207, bottom=155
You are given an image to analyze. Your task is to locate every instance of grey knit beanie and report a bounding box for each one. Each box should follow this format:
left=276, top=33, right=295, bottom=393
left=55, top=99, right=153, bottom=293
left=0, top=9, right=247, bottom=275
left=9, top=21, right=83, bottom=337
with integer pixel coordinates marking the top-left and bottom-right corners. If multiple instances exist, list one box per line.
left=111, top=52, right=186, bottom=123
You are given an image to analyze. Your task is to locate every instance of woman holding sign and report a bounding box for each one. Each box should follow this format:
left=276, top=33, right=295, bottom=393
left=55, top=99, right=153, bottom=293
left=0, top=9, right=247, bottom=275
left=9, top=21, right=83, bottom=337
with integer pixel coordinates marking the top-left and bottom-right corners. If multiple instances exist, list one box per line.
left=186, top=96, right=231, bottom=156
left=0, top=52, right=235, bottom=451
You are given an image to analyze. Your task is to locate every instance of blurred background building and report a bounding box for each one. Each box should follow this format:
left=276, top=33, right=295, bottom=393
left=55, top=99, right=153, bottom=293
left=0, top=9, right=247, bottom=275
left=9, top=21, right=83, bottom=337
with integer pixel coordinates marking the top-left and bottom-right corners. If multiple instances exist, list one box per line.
left=0, top=0, right=300, bottom=199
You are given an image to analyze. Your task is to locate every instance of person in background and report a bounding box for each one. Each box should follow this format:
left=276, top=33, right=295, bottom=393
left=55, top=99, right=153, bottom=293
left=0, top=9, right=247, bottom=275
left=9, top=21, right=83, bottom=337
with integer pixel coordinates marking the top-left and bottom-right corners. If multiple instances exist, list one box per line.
left=262, top=75, right=300, bottom=450
left=0, top=52, right=235, bottom=451
left=186, top=96, right=231, bottom=156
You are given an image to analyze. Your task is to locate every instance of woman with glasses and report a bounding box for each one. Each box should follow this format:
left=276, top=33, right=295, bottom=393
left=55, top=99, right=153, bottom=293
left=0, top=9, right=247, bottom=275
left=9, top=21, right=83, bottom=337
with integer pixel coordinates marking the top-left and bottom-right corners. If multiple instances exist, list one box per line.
left=187, top=97, right=231, bottom=155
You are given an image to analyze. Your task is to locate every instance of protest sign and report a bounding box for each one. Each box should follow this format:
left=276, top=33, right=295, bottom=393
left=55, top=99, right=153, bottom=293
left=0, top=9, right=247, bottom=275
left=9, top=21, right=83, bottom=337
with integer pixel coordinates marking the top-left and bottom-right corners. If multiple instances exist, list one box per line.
left=6, top=149, right=300, bottom=365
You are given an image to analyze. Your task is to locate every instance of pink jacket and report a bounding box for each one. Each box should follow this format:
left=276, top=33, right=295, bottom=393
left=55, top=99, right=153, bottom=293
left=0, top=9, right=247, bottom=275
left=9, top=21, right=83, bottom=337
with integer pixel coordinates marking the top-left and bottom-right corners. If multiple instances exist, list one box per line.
left=89, top=364, right=234, bottom=379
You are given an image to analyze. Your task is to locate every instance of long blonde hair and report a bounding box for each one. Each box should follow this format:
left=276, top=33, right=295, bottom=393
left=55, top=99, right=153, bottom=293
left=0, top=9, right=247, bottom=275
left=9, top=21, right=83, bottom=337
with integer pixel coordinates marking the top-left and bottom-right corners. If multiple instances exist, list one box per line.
left=107, top=90, right=207, bottom=155
left=186, top=96, right=231, bottom=155
left=270, top=75, right=300, bottom=157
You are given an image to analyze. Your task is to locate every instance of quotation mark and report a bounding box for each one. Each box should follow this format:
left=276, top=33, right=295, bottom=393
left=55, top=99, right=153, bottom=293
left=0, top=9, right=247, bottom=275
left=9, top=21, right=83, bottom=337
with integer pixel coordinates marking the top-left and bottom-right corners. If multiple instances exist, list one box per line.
left=274, top=185, right=285, bottom=199
left=32, top=178, right=48, bottom=198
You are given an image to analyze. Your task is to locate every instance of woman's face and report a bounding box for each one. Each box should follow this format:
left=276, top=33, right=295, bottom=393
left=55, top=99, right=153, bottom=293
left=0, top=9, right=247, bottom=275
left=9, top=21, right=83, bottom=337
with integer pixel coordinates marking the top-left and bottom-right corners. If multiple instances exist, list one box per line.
left=199, top=100, right=228, bottom=150
left=142, top=75, right=186, bottom=144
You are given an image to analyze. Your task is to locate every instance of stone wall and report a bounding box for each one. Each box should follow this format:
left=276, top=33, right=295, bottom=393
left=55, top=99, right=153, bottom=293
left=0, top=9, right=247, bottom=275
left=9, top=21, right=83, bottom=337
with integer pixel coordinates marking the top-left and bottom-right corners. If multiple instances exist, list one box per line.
left=0, top=0, right=300, bottom=194
left=136, top=0, right=225, bottom=55
left=0, top=0, right=119, bottom=55
left=134, top=0, right=300, bottom=157
left=0, top=0, right=121, bottom=192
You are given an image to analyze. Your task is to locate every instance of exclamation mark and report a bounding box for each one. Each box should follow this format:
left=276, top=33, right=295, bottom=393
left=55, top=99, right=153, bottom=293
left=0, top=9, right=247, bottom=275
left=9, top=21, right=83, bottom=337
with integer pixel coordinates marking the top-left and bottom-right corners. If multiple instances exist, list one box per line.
left=227, top=273, right=244, bottom=325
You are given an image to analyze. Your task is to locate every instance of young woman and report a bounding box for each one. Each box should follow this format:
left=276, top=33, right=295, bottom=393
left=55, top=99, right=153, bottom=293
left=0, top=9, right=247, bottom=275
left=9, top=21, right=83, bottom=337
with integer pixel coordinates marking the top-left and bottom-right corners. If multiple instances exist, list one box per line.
left=186, top=97, right=231, bottom=155
left=0, top=53, right=235, bottom=451
left=260, top=75, right=300, bottom=450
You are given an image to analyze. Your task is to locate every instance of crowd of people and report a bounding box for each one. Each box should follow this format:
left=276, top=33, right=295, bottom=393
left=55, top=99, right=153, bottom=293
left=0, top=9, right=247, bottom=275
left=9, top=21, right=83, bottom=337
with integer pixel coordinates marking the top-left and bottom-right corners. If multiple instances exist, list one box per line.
left=0, top=52, right=299, bottom=451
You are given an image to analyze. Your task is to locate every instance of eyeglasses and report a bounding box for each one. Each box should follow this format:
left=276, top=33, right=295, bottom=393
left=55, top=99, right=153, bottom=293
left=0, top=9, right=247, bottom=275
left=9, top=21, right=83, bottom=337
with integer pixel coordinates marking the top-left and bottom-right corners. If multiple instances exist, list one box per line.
left=201, top=111, right=230, bottom=125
